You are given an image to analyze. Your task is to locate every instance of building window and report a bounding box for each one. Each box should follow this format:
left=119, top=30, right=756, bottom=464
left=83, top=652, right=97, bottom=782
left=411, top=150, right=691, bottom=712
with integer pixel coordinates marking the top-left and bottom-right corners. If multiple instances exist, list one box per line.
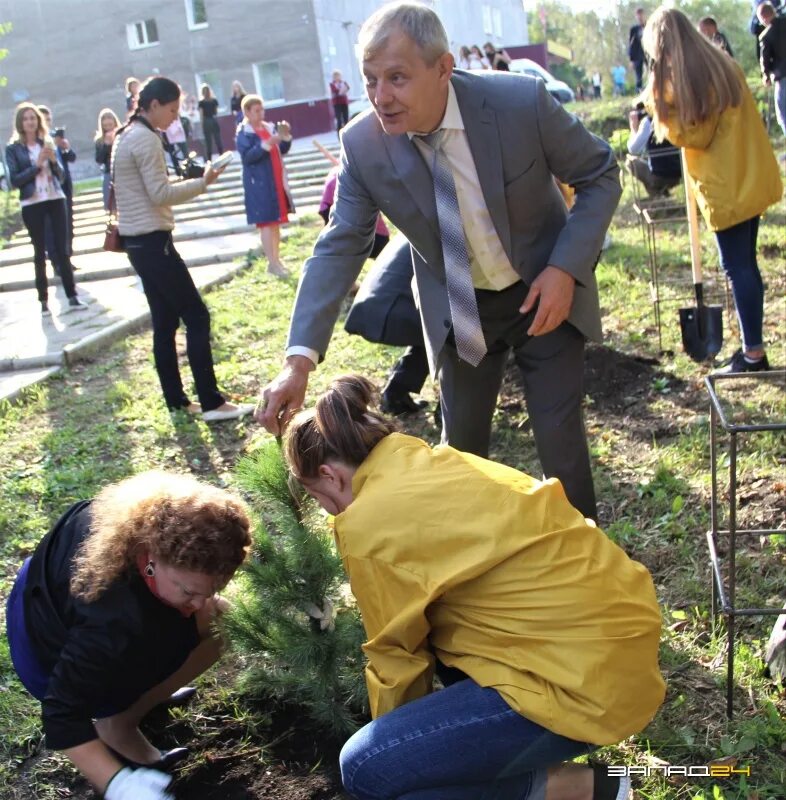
left=185, top=0, right=208, bottom=30
left=492, top=8, right=502, bottom=39
left=196, top=70, right=225, bottom=110
left=482, top=5, right=493, bottom=36
left=253, top=61, right=285, bottom=106
left=126, top=19, right=159, bottom=50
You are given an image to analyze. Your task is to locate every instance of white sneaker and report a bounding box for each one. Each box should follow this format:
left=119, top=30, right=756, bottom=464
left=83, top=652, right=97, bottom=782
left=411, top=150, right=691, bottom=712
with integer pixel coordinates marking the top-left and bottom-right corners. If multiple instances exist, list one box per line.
left=202, top=403, right=255, bottom=423
left=67, top=296, right=89, bottom=312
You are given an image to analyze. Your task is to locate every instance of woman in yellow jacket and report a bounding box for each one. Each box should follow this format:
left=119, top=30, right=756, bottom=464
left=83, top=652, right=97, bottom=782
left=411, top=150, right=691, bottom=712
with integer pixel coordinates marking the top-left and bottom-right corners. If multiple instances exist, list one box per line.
left=283, top=375, right=665, bottom=800
left=642, top=7, right=782, bottom=374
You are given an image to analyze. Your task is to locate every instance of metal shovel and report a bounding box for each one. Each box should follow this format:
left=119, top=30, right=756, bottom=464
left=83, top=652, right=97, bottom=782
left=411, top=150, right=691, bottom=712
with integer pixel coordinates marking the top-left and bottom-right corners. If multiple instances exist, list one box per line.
left=678, top=150, right=723, bottom=362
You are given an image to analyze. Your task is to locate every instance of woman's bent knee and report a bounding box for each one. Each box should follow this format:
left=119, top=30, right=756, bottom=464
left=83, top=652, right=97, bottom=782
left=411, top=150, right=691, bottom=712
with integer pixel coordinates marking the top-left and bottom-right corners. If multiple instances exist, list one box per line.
left=340, top=729, right=387, bottom=800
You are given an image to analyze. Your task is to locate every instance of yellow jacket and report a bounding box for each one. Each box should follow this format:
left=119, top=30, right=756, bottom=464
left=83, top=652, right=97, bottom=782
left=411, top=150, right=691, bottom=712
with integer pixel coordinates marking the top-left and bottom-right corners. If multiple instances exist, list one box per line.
left=333, top=433, right=665, bottom=746
left=654, top=69, right=782, bottom=232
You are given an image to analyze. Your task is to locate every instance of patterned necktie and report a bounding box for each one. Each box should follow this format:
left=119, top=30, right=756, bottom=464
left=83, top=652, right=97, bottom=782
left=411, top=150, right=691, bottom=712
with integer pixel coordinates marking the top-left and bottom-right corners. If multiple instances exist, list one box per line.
left=418, top=130, right=487, bottom=367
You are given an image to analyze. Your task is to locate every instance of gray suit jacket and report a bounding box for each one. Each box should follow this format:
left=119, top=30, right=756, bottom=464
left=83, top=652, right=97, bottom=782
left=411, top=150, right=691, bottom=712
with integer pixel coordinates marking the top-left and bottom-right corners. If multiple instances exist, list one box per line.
left=289, top=70, right=621, bottom=373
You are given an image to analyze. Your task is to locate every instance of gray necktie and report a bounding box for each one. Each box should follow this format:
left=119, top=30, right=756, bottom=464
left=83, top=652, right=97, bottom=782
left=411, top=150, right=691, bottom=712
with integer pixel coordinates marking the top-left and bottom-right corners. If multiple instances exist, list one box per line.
left=418, top=130, right=487, bottom=367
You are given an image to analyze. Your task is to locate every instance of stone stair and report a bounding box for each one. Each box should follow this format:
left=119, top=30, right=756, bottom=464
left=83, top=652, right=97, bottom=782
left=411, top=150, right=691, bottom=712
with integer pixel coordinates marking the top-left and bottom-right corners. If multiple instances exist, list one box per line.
left=0, top=140, right=339, bottom=397
left=0, top=142, right=339, bottom=279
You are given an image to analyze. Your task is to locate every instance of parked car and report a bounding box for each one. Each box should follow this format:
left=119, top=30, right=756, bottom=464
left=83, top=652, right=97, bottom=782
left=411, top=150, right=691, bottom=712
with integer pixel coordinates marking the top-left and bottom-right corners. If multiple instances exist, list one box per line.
left=508, top=59, right=575, bottom=104
left=348, top=96, right=372, bottom=120
left=347, top=58, right=574, bottom=119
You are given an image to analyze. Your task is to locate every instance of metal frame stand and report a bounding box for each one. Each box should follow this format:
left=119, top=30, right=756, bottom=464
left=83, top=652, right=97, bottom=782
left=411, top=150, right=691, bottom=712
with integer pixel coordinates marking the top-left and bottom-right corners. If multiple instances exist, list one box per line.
left=704, top=371, right=786, bottom=717
left=628, top=152, right=732, bottom=353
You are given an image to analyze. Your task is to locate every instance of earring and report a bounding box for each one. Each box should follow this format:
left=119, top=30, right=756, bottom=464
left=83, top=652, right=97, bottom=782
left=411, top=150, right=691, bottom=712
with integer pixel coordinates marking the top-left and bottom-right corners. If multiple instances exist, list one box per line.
left=144, top=561, right=156, bottom=578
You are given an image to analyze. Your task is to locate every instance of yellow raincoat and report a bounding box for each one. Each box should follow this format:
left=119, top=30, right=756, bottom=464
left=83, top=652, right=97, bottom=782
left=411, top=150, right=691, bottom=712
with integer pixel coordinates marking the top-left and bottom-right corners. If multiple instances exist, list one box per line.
left=653, top=67, right=782, bottom=232
left=333, top=433, right=666, bottom=746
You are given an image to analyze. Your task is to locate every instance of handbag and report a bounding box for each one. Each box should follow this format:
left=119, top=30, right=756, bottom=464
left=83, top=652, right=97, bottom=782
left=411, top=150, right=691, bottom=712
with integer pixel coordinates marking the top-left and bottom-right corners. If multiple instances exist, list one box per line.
left=178, top=152, right=205, bottom=179
left=103, top=142, right=124, bottom=253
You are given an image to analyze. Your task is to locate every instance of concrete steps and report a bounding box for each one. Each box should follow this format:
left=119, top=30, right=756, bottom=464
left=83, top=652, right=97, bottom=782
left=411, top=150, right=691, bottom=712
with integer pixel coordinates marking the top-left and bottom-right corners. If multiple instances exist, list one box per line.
left=0, top=140, right=337, bottom=397
left=1, top=144, right=335, bottom=273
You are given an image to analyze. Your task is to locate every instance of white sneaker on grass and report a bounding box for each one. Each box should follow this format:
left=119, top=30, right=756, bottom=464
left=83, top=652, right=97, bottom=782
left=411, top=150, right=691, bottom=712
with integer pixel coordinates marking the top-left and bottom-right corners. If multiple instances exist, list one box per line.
left=202, top=402, right=255, bottom=423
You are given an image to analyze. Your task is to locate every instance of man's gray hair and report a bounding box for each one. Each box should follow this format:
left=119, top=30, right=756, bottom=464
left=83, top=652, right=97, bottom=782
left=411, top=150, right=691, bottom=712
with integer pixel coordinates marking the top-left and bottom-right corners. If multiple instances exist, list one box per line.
left=359, top=2, right=449, bottom=65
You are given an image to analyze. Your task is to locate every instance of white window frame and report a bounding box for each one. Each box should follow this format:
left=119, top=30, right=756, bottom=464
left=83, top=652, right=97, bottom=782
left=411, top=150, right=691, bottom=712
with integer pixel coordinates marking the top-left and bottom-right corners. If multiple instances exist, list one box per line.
left=252, top=61, right=285, bottom=107
left=482, top=5, right=493, bottom=36
left=492, top=8, right=503, bottom=39
left=184, top=0, right=208, bottom=31
left=126, top=19, right=159, bottom=50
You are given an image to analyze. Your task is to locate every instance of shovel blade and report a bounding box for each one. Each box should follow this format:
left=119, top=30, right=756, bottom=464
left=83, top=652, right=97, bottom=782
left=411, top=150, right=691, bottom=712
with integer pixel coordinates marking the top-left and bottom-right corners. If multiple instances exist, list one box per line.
left=679, top=304, right=724, bottom=362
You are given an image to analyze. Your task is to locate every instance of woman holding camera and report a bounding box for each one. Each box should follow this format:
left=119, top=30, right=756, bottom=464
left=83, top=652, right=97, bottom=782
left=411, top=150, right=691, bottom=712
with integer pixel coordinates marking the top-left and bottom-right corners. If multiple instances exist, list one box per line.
left=6, top=103, right=87, bottom=317
left=6, top=470, right=251, bottom=800
left=236, top=93, right=294, bottom=278
left=114, top=76, right=253, bottom=422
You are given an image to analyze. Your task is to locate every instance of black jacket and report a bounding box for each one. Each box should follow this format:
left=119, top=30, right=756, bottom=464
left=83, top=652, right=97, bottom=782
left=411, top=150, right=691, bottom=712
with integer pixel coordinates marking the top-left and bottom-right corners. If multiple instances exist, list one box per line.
left=760, top=16, right=786, bottom=81
left=5, top=140, right=65, bottom=202
left=628, top=23, right=644, bottom=62
left=57, top=146, right=76, bottom=195
left=23, top=502, right=199, bottom=750
left=95, top=140, right=112, bottom=173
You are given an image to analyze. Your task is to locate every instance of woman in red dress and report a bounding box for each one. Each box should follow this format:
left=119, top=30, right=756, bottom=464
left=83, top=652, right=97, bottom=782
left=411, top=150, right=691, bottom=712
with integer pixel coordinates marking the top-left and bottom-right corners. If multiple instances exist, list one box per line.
left=236, top=94, right=294, bottom=278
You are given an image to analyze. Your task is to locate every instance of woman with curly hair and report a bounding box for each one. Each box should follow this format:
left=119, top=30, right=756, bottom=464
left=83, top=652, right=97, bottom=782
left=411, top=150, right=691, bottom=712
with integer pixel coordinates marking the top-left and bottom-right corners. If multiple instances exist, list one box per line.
left=5, top=472, right=251, bottom=800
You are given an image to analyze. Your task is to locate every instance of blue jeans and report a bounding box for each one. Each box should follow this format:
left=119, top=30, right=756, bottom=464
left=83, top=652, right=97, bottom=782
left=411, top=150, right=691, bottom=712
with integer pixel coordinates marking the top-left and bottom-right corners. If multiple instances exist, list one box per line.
left=774, top=79, right=785, bottom=139
left=714, top=216, right=763, bottom=351
left=340, top=679, right=592, bottom=800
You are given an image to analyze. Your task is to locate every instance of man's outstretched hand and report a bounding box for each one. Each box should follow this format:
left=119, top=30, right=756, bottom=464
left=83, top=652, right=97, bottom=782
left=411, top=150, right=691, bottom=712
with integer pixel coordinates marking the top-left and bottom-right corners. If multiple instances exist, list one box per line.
left=519, top=265, right=576, bottom=336
left=256, top=356, right=314, bottom=435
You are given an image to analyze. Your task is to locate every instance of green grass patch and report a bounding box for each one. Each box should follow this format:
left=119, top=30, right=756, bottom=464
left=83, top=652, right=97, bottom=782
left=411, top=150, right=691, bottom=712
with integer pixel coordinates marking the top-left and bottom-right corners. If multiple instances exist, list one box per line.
left=0, top=171, right=784, bottom=798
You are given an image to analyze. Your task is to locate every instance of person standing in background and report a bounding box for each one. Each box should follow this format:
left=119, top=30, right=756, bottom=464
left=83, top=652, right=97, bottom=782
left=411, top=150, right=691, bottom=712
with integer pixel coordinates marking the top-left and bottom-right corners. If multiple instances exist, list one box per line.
left=39, top=106, right=76, bottom=260
left=198, top=84, right=223, bottom=161
left=757, top=2, right=786, bottom=140
left=611, top=64, right=626, bottom=95
left=125, top=77, right=140, bottom=117
left=591, top=70, right=602, bottom=98
left=329, top=70, right=350, bottom=132
left=483, top=42, right=511, bottom=71
left=163, top=115, right=189, bottom=175
left=94, top=109, right=120, bottom=211
left=751, top=0, right=783, bottom=60
left=629, top=7, right=647, bottom=91
left=698, top=17, right=735, bottom=57
left=114, top=77, right=252, bottom=421
left=236, top=94, right=294, bottom=279
left=467, top=44, right=490, bottom=70
left=230, top=81, right=247, bottom=124
left=642, top=7, right=782, bottom=374
left=6, top=103, right=87, bottom=316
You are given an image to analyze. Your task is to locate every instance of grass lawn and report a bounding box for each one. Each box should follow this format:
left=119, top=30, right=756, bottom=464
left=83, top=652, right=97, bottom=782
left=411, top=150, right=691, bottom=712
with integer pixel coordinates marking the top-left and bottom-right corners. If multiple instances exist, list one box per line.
left=0, top=168, right=784, bottom=799
left=72, top=177, right=103, bottom=196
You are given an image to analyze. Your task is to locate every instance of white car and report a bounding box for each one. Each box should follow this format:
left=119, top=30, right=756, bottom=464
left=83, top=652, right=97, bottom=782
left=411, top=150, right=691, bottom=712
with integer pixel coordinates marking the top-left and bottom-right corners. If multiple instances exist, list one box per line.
left=508, top=58, right=576, bottom=104
left=348, top=96, right=372, bottom=120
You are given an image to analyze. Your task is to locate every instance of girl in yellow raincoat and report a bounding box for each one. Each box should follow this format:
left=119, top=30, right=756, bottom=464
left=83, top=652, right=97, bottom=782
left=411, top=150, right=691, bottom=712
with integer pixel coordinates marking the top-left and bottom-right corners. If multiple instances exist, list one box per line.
left=283, top=374, right=665, bottom=800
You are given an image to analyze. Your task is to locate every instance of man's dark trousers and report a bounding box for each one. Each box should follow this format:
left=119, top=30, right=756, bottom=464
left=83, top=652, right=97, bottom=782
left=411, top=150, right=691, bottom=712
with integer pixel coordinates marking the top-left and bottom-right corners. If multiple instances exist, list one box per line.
left=438, top=280, right=596, bottom=520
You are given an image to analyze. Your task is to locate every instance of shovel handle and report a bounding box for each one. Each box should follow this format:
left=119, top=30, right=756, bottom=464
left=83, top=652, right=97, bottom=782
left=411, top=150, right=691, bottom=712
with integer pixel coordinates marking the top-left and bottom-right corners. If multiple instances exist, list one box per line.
left=312, top=139, right=340, bottom=166
left=681, top=149, right=703, bottom=285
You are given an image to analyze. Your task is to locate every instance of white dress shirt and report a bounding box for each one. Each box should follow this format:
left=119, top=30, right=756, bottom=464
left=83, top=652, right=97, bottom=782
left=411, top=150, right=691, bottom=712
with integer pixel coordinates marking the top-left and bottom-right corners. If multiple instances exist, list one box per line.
left=409, top=82, right=519, bottom=292
left=287, top=82, right=519, bottom=365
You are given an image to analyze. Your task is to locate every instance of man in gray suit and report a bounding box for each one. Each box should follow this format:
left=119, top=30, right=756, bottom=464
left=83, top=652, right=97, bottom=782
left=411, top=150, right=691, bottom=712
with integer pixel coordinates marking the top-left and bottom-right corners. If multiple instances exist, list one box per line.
left=258, top=2, right=621, bottom=520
